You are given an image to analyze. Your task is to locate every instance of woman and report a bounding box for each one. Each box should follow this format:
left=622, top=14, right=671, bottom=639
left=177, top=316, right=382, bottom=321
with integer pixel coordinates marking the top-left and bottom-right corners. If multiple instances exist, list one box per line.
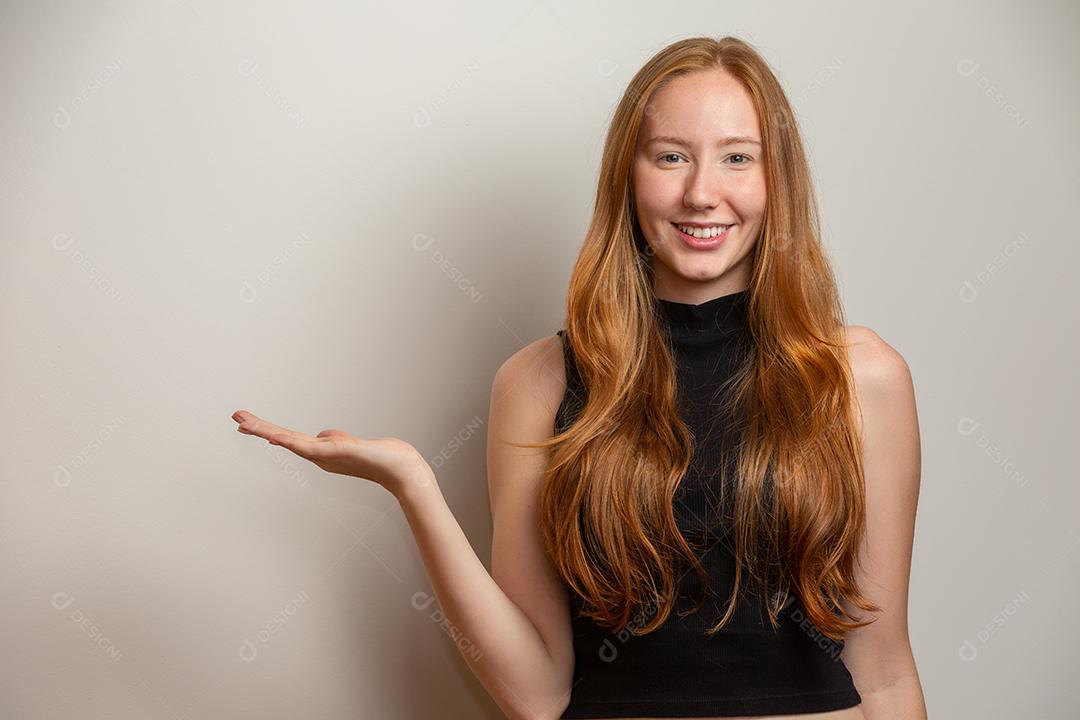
left=231, top=35, right=926, bottom=720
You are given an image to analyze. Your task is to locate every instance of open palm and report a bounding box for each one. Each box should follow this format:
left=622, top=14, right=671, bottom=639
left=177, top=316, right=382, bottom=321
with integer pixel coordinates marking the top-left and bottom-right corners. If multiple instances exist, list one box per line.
left=230, top=409, right=430, bottom=496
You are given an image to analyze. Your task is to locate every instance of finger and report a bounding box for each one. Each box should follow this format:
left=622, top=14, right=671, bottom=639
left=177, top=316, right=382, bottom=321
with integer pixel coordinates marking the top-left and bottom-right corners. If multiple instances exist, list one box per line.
left=232, top=410, right=263, bottom=433
left=234, top=410, right=289, bottom=440
left=234, top=411, right=300, bottom=441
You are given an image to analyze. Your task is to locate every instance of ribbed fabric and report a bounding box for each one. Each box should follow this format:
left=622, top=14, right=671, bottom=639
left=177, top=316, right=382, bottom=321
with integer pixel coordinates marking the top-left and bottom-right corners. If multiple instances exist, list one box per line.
left=553, top=289, right=861, bottom=719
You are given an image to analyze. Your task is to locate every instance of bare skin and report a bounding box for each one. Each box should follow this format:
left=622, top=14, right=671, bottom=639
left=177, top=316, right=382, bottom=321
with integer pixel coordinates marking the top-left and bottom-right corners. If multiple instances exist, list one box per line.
left=230, top=63, right=924, bottom=720
left=226, top=323, right=881, bottom=720
left=228, top=319, right=920, bottom=720
left=230, top=414, right=430, bottom=498
left=626, top=64, right=925, bottom=720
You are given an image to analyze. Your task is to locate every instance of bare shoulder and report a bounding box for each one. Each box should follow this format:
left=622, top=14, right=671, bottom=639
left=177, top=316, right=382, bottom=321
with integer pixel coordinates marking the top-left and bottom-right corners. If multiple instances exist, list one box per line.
left=844, top=325, right=913, bottom=396
left=843, top=325, right=916, bottom=436
left=491, top=332, right=568, bottom=427
left=844, top=325, right=910, bottom=384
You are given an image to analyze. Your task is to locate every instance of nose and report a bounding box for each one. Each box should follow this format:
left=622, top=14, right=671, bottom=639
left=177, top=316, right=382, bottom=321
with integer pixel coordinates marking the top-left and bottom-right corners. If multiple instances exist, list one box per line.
left=683, top=163, right=725, bottom=210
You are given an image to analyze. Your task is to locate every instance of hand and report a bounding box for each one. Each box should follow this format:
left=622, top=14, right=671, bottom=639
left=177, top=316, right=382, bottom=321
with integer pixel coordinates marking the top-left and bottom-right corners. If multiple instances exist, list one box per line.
left=230, top=409, right=433, bottom=497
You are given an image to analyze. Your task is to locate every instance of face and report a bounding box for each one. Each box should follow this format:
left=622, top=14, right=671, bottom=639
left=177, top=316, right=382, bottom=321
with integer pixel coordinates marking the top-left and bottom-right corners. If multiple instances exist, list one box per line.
left=631, top=66, right=767, bottom=303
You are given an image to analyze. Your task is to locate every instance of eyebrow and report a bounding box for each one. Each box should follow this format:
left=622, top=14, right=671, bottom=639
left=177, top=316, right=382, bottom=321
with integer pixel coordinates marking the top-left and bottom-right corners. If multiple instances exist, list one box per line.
left=645, top=135, right=762, bottom=148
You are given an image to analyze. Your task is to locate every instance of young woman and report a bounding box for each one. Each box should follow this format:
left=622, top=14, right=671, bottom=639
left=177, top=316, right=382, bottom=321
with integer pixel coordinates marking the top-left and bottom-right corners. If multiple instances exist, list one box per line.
left=231, top=36, right=926, bottom=720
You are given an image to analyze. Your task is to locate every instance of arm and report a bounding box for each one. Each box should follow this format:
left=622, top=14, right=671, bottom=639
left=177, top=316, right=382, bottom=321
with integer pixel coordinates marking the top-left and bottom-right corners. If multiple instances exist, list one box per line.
left=840, top=326, right=928, bottom=719
left=397, top=335, right=575, bottom=720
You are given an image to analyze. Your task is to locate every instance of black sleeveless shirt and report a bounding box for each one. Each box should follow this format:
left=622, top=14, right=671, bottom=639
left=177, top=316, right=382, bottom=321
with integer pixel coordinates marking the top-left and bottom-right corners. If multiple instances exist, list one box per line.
left=554, top=289, right=862, bottom=718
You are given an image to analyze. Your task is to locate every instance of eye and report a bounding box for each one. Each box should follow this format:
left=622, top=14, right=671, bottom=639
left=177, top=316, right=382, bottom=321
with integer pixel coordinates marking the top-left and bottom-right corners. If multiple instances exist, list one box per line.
left=727, top=153, right=753, bottom=165
left=658, top=153, right=684, bottom=164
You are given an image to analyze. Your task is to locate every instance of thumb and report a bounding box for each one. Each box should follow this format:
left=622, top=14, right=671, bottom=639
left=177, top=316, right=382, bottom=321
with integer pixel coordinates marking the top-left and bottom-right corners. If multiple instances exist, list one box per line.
left=316, top=429, right=351, bottom=439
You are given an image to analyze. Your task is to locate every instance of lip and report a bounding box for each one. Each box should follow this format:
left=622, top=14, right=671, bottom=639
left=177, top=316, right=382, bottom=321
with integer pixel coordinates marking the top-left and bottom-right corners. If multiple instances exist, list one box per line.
left=671, top=221, right=733, bottom=250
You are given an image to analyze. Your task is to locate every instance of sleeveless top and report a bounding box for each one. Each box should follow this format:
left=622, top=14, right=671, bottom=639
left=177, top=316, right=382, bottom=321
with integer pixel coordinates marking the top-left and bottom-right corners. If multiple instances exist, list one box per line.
left=553, top=289, right=862, bottom=718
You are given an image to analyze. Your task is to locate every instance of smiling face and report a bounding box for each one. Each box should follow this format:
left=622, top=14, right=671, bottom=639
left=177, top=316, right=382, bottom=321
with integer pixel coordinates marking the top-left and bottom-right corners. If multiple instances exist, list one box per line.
left=631, top=66, right=767, bottom=303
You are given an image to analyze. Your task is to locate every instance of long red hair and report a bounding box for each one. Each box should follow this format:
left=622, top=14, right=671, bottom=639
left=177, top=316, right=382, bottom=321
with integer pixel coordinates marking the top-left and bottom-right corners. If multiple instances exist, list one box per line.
left=516, top=35, right=880, bottom=641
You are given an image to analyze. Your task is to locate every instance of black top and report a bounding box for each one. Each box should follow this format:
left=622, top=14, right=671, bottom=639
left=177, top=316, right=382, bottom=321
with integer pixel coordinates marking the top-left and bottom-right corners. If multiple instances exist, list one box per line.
left=554, top=289, right=861, bottom=718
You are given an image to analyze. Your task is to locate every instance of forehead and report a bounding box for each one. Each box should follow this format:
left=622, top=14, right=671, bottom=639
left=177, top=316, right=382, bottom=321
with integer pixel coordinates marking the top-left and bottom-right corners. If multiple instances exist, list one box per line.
left=639, top=68, right=761, bottom=143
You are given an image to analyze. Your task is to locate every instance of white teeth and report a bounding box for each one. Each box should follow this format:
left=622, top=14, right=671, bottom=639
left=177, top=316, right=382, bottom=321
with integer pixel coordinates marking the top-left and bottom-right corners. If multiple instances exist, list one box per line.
left=676, top=224, right=730, bottom=238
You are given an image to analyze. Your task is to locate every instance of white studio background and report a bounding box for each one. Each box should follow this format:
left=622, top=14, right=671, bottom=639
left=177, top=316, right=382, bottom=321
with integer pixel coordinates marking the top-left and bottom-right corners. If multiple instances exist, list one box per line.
left=2, top=1, right=1077, bottom=718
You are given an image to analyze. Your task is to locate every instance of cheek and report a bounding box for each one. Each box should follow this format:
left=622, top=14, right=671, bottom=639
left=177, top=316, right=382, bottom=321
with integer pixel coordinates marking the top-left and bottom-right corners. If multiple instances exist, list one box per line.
left=732, top=172, right=767, bottom=213
left=631, top=163, right=675, bottom=217
left=630, top=174, right=648, bottom=212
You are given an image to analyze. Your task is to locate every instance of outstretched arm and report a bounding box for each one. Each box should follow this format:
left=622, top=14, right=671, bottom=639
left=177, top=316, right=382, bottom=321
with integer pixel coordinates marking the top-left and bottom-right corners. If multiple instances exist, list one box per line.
left=229, top=334, right=575, bottom=720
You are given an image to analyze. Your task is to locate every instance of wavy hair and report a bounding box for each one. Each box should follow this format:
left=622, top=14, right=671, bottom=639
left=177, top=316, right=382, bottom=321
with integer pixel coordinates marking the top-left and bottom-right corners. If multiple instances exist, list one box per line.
left=514, top=35, right=881, bottom=641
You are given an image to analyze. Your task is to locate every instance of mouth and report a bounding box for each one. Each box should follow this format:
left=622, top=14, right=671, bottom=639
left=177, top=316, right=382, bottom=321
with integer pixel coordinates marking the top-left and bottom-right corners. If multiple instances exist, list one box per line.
left=671, top=222, right=734, bottom=248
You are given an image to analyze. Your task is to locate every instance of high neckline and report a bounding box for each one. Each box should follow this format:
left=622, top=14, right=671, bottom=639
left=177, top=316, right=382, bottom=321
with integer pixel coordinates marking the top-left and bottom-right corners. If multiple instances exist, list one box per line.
left=655, top=289, right=750, bottom=337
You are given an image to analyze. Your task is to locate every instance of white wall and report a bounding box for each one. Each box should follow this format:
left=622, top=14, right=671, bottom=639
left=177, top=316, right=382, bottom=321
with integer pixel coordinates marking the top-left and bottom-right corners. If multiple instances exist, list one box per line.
left=2, top=0, right=1077, bottom=717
